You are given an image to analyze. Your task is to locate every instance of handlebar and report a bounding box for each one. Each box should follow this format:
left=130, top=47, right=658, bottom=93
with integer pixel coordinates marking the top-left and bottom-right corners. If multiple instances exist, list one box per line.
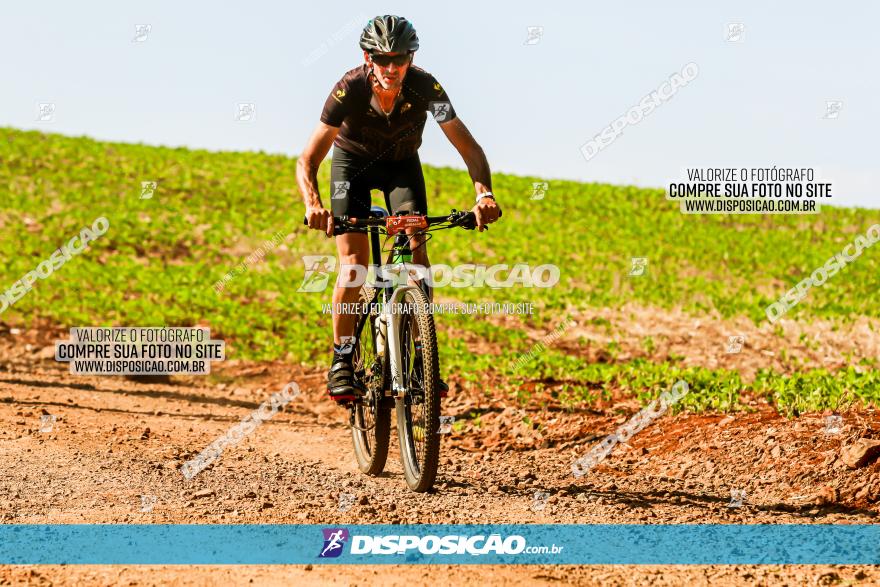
left=302, top=208, right=502, bottom=236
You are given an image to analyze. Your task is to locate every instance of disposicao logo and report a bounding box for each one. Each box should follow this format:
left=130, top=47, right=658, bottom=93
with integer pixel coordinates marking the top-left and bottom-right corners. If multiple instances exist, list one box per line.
left=317, top=529, right=562, bottom=559
left=318, top=528, right=349, bottom=558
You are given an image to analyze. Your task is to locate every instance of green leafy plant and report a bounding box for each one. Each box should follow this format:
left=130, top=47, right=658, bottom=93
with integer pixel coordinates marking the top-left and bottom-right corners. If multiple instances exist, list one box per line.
left=3, top=127, right=879, bottom=416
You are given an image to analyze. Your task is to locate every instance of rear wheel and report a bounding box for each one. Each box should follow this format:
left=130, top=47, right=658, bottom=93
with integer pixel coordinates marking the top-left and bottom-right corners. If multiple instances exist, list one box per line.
left=395, top=287, right=441, bottom=492
left=351, top=287, right=391, bottom=475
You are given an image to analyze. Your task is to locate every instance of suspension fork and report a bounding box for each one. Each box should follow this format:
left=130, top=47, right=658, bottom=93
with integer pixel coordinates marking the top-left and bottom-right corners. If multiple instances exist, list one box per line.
left=385, top=285, right=423, bottom=399
left=376, top=228, right=433, bottom=399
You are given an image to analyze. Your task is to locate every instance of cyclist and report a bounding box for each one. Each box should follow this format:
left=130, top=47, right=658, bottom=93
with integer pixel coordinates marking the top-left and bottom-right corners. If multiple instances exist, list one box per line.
left=297, top=15, right=501, bottom=402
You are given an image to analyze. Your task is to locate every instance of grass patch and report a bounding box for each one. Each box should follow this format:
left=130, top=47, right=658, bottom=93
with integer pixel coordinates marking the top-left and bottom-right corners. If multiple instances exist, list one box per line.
left=2, top=127, right=879, bottom=413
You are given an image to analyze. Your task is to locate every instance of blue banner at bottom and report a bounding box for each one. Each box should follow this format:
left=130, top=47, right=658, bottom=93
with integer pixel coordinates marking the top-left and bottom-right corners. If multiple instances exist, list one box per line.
left=1, top=525, right=878, bottom=565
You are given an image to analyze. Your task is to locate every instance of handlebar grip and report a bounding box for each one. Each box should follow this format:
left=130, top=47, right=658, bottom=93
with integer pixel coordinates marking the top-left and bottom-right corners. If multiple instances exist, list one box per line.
left=465, top=207, right=502, bottom=230
left=303, top=214, right=341, bottom=236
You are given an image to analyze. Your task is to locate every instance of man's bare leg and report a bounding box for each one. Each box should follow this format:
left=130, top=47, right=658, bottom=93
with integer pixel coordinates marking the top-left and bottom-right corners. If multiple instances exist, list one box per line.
left=325, top=231, right=371, bottom=399
left=332, top=231, right=369, bottom=347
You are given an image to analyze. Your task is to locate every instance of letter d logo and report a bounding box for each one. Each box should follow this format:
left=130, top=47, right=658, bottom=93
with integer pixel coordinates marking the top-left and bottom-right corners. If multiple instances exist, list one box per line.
left=298, top=255, right=337, bottom=293
left=765, top=301, right=786, bottom=323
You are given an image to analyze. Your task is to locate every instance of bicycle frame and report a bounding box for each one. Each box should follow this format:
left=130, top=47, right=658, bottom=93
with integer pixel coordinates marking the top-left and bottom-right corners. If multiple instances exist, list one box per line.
left=304, top=203, right=501, bottom=491
left=364, top=206, right=422, bottom=399
left=384, top=284, right=421, bottom=397
left=302, top=204, right=501, bottom=402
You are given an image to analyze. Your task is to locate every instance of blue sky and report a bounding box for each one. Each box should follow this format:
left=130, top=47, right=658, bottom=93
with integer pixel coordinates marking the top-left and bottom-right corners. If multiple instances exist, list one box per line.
left=3, top=1, right=877, bottom=208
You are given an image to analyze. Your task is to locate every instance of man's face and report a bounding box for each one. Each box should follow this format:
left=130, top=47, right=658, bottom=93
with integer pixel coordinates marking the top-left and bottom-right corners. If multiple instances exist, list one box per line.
left=363, top=51, right=412, bottom=90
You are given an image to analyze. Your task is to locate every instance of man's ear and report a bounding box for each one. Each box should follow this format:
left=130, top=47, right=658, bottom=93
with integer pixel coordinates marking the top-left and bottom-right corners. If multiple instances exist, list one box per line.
left=363, top=51, right=372, bottom=64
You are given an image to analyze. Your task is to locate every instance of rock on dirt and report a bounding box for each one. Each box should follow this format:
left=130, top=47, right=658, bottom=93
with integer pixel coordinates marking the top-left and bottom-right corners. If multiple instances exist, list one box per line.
left=37, top=345, right=56, bottom=360
left=840, top=439, right=880, bottom=469
left=813, top=485, right=839, bottom=505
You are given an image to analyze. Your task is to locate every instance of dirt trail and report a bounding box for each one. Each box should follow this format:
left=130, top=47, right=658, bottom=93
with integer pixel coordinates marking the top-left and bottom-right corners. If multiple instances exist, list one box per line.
left=1, top=326, right=878, bottom=586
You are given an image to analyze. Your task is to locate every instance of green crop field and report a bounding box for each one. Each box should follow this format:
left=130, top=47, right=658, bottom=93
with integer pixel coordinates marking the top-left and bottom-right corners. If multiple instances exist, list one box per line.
left=2, top=127, right=879, bottom=414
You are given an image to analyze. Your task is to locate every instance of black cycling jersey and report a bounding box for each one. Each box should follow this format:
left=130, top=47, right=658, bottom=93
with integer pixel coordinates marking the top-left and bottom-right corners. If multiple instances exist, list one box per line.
left=320, top=64, right=456, bottom=161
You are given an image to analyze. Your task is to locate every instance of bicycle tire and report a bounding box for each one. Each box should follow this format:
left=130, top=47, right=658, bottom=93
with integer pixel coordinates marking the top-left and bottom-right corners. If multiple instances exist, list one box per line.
left=394, top=287, right=441, bottom=492
left=351, top=286, right=392, bottom=475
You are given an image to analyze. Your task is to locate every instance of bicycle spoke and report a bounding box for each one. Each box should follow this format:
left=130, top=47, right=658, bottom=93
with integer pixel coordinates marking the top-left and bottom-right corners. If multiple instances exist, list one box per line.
left=350, top=287, right=390, bottom=475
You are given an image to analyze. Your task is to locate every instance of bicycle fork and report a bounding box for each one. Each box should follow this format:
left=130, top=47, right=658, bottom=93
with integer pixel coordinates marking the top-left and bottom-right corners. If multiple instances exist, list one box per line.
left=383, top=285, right=422, bottom=399
left=374, top=227, right=432, bottom=401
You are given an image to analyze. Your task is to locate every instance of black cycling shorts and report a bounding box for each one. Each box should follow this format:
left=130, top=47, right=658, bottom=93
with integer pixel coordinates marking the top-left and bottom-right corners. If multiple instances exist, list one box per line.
left=329, top=146, right=428, bottom=218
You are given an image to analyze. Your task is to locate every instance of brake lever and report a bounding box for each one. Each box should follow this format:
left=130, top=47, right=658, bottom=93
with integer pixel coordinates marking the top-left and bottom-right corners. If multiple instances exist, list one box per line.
left=448, top=210, right=475, bottom=230
left=450, top=208, right=502, bottom=231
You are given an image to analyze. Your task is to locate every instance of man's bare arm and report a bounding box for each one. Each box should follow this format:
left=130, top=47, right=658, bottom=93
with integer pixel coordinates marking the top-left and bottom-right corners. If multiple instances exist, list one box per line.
left=439, top=117, right=500, bottom=231
left=296, top=122, right=339, bottom=236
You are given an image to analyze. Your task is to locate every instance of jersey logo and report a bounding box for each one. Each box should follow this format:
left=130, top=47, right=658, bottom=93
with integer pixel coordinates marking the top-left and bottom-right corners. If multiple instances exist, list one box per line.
left=332, top=89, right=346, bottom=103
left=433, top=82, right=443, bottom=95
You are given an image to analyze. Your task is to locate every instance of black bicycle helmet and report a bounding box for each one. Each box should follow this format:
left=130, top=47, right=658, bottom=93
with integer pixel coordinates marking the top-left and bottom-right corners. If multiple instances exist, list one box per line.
left=359, top=15, right=419, bottom=54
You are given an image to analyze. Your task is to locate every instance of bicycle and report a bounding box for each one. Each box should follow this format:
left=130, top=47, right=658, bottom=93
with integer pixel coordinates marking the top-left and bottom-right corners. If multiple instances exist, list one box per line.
left=302, top=206, right=501, bottom=492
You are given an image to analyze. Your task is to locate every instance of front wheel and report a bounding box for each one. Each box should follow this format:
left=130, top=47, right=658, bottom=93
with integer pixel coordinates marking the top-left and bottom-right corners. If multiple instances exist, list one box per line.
left=394, top=287, right=441, bottom=492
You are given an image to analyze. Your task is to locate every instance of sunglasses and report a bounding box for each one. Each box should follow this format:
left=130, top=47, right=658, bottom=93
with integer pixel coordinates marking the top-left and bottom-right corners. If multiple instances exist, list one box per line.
left=369, top=52, right=412, bottom=67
